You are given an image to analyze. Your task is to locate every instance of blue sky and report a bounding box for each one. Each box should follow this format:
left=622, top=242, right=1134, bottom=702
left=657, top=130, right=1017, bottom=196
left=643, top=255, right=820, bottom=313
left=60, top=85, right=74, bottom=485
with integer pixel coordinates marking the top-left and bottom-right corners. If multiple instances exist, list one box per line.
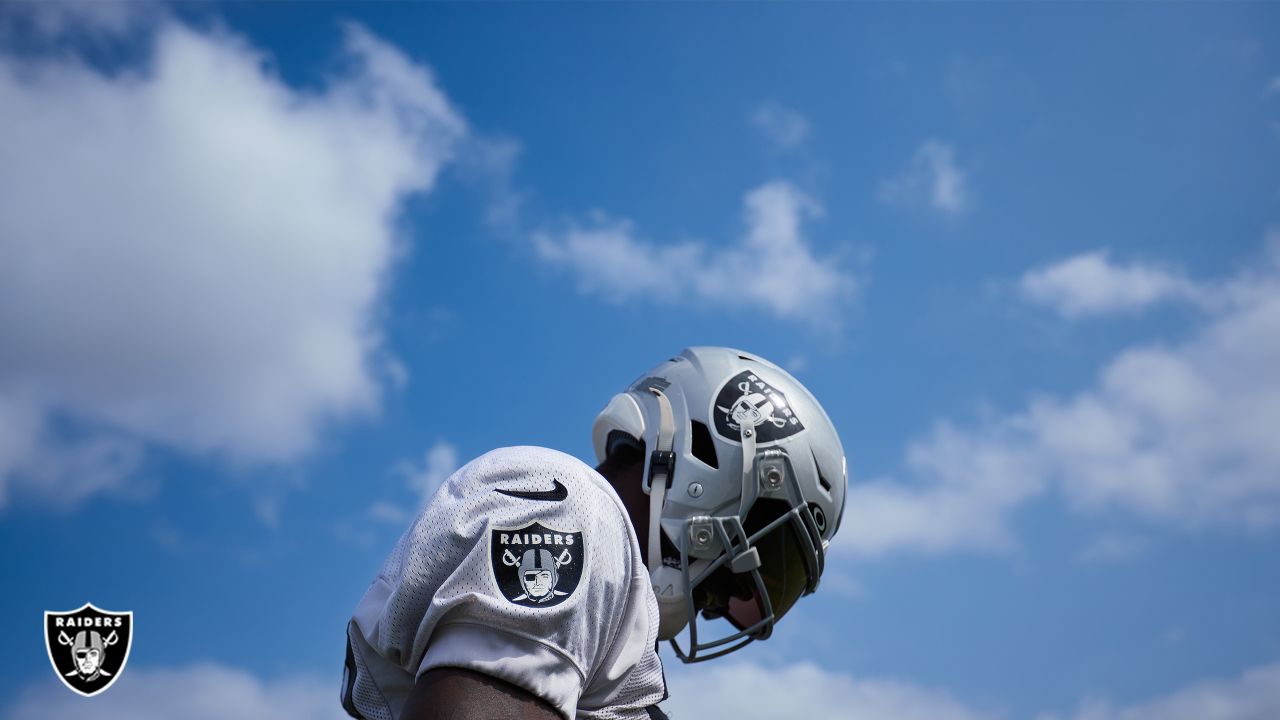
left=2, top=2, right=1279, bottom=718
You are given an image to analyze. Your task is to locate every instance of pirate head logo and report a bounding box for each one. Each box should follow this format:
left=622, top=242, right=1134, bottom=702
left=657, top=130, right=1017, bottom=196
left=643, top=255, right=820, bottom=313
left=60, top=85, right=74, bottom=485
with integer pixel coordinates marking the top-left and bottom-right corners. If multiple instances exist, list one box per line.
left=490, top=522, right=584, bottom=608
left=45, top=603, right=132, bottom=697
left=712, top=370, right=805, bottom=444
left=514, top=548, right=565, bottom=601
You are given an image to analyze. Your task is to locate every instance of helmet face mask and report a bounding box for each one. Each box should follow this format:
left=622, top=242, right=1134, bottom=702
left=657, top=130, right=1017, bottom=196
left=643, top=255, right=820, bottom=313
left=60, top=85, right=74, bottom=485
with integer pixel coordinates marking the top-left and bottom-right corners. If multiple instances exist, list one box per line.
left=593, top=347, right=847, bottom=663
left=669, top=464, right=824, bottom=661
left=723, top=498, right=822, bottom=631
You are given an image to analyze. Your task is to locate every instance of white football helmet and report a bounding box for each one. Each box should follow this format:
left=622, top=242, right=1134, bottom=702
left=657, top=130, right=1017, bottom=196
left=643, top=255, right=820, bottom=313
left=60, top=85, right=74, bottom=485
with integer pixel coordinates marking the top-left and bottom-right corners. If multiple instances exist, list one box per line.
left=592, top=347, right=847, bottom=661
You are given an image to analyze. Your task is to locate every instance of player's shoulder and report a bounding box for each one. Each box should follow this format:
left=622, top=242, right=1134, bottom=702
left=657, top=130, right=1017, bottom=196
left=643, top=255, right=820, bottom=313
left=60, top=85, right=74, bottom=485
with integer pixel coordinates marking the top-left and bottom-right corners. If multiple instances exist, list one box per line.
left=463, top=445, right=601, bottom=479
left=352, top=445, right=661, bottom=720
left=447, top=445, right=621, bottom=509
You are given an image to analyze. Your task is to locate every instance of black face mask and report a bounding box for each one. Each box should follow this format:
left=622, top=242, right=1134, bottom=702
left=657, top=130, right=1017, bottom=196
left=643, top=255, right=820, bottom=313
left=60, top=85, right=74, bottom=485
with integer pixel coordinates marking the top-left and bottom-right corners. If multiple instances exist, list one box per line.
left=692, top=498, right=818, bottom=631
left=724, top=518, right=813, bottom=630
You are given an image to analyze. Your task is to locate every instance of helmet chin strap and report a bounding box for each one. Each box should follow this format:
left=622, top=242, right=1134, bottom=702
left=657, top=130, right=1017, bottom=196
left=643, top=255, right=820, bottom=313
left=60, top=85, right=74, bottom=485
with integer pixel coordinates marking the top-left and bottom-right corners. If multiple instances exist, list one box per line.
left=646, top=387, right=676, bottom=575
left=645, top=387, right=770, bottom=647
left=644, top=387, right=759, bottom=570
left=646, top=387, right=694, bottom=640
left=739, top=417, right=757, bottom=517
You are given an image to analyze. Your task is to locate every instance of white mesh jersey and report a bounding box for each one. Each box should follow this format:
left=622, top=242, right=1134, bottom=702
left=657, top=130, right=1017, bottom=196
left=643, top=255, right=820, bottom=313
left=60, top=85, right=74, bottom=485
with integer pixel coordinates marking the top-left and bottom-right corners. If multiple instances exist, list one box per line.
left=342, top=446, right=667, bottom=720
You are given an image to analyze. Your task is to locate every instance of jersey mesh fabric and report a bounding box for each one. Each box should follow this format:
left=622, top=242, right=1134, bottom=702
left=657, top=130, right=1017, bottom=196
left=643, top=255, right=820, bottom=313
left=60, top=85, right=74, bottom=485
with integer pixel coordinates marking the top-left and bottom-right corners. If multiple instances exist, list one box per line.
left=345, top=446, right=665, bottom=720
left=345, top=623, right=394, bottom=720
left=578, top=589, right=666, bottom=720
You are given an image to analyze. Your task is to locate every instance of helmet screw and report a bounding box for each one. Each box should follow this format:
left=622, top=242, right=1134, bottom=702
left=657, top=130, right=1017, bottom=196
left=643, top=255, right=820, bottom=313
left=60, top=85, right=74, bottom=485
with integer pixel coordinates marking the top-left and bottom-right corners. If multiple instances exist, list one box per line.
left=691, top=526, right=713, bottom=547
left=763, top=467, right=783, bottom=490
left=688, top=482, right=704, bottom=498
left=743, top=428, right=753, bottom=438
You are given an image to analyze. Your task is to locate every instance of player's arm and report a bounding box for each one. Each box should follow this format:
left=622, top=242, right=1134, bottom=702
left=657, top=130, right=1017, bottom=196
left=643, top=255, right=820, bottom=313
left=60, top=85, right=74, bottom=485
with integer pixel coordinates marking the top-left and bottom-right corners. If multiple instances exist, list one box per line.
left=401, top=667, right=561, bottom=720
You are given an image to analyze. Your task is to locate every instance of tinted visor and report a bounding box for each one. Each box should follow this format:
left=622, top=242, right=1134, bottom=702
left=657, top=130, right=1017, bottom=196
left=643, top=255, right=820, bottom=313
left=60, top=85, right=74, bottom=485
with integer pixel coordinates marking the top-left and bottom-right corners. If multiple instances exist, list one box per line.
left=724, top=501, right=817, bottom=631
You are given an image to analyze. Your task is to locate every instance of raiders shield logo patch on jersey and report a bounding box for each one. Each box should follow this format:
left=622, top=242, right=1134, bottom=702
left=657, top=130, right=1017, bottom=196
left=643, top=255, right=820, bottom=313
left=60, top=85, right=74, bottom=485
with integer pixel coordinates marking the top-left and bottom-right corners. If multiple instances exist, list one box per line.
left=712, top=370, right=805, bottom=444
left=490, top=522, right=584, bottom=608
left=45, top=603, right=133, bottom=697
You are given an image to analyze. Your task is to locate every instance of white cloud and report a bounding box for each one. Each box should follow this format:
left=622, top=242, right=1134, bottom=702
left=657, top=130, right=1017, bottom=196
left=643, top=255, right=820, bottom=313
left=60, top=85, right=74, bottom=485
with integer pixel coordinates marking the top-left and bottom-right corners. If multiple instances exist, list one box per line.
left=335, top=440, right=460, bottom=546
left=457, top=135, right=526, bottom=234
left=534, top=215, right=690, bottom=303
left=663, top=660, right=1280, bottom=720
left=1020, top=251, right=1202, bottom=318
left=879, top=140, right=969, bottom=214
left=368, top=500, right=408, bottom=525
left=4, top=663, right=349, bottom=720
left=8, top=657, right=1280, bottom=720
left=751, top=102, right=810, bottom=149
left=660, top=638, right=1280, bottom=720
left=785, top=354, right=810, bottom=373
left=533, top=180, right=856, bottom=326
left=1040, top=662, right=1280, bottom=720
left=1074, top=533, right=1150, bottom=565
left=838, top=238, right=1280, bottom=558
left=396, top=440, right=459, bottom=508
left=1025, top=244, right=1280, bottom=527
left=0, top=21, right=466, bottom=508
left=0, top=0, right=159, bottom=41
left=663, top=662, right=994, bottom=720
left=840, top=419, right=1044, bottom=558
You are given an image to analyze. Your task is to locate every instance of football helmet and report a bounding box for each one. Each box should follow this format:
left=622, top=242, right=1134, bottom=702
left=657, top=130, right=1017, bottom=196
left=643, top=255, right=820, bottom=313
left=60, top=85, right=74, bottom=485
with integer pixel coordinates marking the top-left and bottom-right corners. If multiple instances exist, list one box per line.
left=592, top=347, right=847, bottom=661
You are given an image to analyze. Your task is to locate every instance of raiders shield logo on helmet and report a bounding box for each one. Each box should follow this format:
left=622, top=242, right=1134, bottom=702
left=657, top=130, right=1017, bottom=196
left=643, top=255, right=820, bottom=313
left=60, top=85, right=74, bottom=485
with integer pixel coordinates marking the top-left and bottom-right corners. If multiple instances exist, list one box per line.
left=712, top=370, right=805, bottom=444
left=44, top=603, right=133, bottom=697
left=490, top=522, right=584, bottom=608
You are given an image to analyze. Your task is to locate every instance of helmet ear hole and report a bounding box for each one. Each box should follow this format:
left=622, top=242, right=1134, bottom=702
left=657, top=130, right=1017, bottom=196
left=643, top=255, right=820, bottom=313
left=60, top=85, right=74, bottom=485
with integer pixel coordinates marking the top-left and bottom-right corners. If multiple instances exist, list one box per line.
left=606, top=430, right=644, bottom=463
left=690, top=421, right=719, bottom=469
left=809, top=503, right=827, bottom=534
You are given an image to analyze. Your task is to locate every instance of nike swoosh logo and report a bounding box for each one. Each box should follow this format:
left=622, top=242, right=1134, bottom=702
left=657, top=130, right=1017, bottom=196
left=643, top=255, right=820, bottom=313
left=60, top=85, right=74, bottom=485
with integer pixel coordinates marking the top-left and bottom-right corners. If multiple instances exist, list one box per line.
left=495, top=479, right=568, bottom=502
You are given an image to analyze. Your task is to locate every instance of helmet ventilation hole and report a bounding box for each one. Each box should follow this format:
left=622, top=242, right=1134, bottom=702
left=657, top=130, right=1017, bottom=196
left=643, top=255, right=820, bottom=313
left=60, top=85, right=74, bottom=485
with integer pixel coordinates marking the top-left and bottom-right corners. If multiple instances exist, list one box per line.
left=813, top=451, right=832, bottom=493
left=690, top=420, right=719, bottom=469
